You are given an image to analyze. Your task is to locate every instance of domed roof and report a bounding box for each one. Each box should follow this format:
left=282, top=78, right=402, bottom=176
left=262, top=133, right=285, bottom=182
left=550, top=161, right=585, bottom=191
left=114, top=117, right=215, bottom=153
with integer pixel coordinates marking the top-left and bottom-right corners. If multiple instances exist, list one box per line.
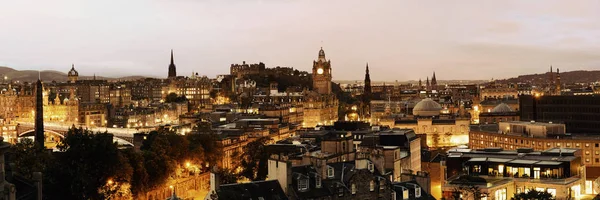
left=68, top=64, right=78, bottom=76
left=491, top=103, right=513, bottom=113
left=413, top=98, right=442, bottom=116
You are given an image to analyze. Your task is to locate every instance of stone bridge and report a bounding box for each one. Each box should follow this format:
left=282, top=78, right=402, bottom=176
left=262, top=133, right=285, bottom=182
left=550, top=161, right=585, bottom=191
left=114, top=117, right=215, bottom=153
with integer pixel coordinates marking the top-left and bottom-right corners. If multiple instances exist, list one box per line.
left=15, top=122, right=147, bottom=146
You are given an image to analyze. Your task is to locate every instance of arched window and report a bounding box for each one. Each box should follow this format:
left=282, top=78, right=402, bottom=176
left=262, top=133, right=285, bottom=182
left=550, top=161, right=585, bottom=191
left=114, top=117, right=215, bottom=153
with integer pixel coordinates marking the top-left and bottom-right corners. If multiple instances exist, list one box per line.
left=370, top=180, right=375, bottom=191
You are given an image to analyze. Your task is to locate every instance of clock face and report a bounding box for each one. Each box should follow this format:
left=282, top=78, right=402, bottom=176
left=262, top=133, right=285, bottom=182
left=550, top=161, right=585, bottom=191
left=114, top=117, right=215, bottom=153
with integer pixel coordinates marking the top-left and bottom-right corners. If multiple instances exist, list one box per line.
left=317, top=68, right=324, bottom=75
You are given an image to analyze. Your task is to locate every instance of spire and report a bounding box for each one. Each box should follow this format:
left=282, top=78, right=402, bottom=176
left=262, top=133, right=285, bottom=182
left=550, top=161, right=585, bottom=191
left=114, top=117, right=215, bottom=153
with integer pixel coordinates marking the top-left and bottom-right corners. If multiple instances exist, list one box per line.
left=170, top=49, right=174, bottom=65
left=168, top=49, right=177, bottom=78
left=93, top=74, right=96, bottom=80
left=71, top=63, right=75, bottom=70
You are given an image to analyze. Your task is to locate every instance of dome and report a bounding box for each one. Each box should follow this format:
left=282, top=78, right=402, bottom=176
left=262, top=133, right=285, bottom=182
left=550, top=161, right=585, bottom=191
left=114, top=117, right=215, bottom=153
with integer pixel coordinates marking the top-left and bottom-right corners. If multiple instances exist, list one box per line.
left=491, top=103, right=513, bottom=113
left=412, top=98, right=442, bottom=117
left=68, top=64, right=78, bottom=76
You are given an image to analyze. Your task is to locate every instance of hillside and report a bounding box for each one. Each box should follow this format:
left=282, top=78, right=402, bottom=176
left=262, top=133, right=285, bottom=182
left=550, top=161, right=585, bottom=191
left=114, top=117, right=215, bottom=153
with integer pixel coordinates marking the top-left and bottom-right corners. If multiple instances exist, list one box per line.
left=0, top=66, right=148, bottom=83
left=498, top=70, right=600, bottom=85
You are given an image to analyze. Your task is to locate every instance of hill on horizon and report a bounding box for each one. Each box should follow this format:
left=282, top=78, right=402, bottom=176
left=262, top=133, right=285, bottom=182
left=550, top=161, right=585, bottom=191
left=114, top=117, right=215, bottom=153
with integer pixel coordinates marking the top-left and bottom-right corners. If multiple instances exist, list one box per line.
left=498, top=70, right=600, bottom=85
left=0, top=66, right=149, bottom=83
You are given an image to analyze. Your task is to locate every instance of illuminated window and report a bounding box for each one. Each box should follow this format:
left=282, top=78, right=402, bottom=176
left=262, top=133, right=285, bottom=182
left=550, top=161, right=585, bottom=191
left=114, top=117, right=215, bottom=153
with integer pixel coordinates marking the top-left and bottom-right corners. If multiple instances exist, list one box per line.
left=586, top=143, right=590, bottom=147
left=351, top=183, right=356, bottom=194
left=547, top=188, right=556, bottom=197
left=370, top=181, right=375, bottom=191
left=586, top=151, right=590, bottom=155
left=327, top=166, right=334, bottom=178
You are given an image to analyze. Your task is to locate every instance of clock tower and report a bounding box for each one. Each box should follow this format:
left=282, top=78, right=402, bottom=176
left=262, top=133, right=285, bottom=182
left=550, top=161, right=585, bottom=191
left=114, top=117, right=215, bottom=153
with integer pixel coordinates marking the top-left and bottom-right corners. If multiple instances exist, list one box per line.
left=312, top=47, right=332, bottom=94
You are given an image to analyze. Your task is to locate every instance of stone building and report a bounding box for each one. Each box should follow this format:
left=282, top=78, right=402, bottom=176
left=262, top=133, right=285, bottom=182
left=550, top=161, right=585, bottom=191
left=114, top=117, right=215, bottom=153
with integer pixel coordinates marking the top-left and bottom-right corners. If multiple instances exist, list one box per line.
left=394, top=98, right=470, bottom=147
left=442, top=147, right=585, bottom=199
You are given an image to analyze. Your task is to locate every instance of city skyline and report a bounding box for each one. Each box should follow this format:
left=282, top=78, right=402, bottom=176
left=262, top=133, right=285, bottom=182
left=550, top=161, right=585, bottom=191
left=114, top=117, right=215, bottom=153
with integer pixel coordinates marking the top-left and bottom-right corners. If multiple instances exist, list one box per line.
left=2, top=0, right=600, bottom=81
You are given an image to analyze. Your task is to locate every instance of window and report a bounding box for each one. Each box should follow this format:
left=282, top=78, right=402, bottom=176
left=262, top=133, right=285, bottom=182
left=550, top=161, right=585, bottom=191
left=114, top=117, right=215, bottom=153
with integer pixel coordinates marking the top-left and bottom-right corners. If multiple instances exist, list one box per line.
left=586, top=143, right=590, bottom=147
left=586, top=151, right=590, bottom=155
left=351, top=183, right=356, bottom=194
left=577, top=143, right=581, bottom=147
left=327, top=166, right=334, bottom=178
left=368, top=161, right=374, bottom=172
left=403, top=188, right=409, bottom=200
left=315, top=175, right=322, bottom=188
left=338, top=187, right=343, bottom=197
left=547, top=188, right=556, bottom=197
left=298, top=178, right=309, bottom=191
left=596, top=158, right=599, bottom=163
left=586, top=159, right=590, bottom=163
left=342, top=142, right=346, bottom=151
left=415, top=186, right=421, bottom=197
left=380, top=181, right=385, bottom=191
left=370, top=181, right=375, bottom=191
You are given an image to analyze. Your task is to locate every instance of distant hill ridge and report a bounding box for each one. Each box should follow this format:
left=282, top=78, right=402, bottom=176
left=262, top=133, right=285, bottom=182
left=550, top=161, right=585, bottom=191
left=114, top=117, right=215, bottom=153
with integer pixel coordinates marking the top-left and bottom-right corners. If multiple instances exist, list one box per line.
left=499, top=70, right=600, bottom=84
left=0, top=66, right=148, bottom=83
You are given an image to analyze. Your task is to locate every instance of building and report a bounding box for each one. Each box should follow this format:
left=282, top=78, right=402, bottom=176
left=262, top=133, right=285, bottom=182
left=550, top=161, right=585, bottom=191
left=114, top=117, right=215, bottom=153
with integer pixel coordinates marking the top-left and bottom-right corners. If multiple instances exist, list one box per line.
left=393, top=98, right=470, bottom=147
left=230, top=61, right=266, bottom=78
left=108, top=84, right=132, bottom=107
left=302, top=48, right=339, bottom=128
left=520, top=95, right=600, bottom=134
left=312, top=47, right=332, bottom=95
left=76, top=79, right=110, bottom=104
left=172, top=76, right=212, bottom=112
left=470, top=121, right=600, bottom=194
left=68, top=64, right=78, bottom=83
left=478, top=103, right=520, bottom=124
left=442, top=147, right=585, bottom=200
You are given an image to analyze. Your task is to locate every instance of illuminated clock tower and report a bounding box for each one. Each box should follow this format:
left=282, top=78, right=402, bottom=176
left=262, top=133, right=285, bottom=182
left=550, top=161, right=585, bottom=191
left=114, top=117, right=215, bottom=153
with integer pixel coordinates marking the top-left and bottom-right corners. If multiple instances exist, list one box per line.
left=312, top=47, right=332, bottom=94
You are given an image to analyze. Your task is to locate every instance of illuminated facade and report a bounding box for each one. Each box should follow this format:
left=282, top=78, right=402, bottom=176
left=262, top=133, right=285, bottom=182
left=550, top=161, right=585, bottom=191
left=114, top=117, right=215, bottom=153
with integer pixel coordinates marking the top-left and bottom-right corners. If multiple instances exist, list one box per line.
left=393, top=98, right=470, bottom=147
left=302, top=47, right=338, bottom=127
left=442, top=147, right=585, bottom=199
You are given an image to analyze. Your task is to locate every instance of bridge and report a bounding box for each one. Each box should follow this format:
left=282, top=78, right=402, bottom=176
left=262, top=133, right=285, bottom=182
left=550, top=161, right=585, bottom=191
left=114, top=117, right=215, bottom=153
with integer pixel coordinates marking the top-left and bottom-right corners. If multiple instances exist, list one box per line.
left=15, top=122, right=155, bottom=146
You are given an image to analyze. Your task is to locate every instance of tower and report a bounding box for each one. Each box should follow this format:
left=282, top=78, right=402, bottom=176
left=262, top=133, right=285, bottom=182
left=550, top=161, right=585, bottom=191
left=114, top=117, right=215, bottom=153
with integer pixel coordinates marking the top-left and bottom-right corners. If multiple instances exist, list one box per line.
left=431, top=71, right=437, bottom=91
left=168, top=49, right=177, bottom=78
left=363, top=63, right=372, bottom=118
left=312, top=47, right=332, bottom=94
left=556, top=68, right=561, bottom=95
left=426, top=77, right=430, bottom=91
left=418, top=79, right=422, bottom=90
left=68, top=64, right=78, bottom=83
left=34, top=79, right=44, bottom=148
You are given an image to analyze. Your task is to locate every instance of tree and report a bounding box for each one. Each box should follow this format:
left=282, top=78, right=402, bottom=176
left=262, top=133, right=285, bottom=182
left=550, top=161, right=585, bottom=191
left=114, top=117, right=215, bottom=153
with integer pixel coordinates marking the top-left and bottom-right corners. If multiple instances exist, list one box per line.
left=239, top=137, right=271, bottom=181
left=165, top=92, right=187, bottom=103
left=512, top=190, right=554, bottom=200
left=187, top=133, right=223, bottom=172
left=9, top=138, right=52, bottom=179
left=46, top=128, right=133, bottom=199
left=141, top=131, right=177, bottom=189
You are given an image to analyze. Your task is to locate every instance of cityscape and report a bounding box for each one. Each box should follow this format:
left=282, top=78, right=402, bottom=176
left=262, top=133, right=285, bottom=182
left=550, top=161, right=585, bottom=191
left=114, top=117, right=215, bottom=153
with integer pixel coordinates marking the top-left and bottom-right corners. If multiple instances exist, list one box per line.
left=2, top=1, right=600, bottom=200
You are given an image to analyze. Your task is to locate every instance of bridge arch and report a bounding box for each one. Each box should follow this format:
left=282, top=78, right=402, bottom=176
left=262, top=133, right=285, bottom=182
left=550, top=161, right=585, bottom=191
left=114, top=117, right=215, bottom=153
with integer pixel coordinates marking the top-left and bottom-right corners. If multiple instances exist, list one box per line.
left=18, top=129, right=133, bottom=146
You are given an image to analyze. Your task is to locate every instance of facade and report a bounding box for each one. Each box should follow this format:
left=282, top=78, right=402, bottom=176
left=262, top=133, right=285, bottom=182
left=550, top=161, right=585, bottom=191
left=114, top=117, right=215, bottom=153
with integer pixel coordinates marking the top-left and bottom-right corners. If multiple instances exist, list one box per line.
left=108, top=84, right=132, bottom=107
left=312, top=48, right=332, bottom=95
left=520, top=95, right=600, bottom=134
left=172, top=76, right=212, bottom=112
left=393, top=98, right=470, bottom=147
left=442, top=147, right=585, bottom=200
left=76, top=79, right=110, bottom=104
left=229, top=61, right=266, bottom=78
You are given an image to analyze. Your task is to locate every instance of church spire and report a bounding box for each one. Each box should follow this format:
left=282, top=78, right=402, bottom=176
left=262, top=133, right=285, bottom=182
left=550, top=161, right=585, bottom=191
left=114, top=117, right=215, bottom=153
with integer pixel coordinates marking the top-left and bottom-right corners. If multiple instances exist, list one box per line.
left=168, top=49, right=177, bottom=78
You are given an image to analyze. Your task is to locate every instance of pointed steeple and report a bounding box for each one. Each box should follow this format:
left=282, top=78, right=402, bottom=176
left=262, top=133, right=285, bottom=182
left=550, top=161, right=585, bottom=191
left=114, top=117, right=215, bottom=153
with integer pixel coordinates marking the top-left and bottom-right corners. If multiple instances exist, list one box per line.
left=168, top=49, right=177, bottom=78
left=170, top=49, right=174, bottom=65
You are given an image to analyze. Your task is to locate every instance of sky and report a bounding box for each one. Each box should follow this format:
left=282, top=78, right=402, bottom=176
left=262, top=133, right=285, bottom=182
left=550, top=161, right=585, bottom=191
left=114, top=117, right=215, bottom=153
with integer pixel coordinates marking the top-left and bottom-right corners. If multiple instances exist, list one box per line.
left=1, top=0, right=600, bottom=81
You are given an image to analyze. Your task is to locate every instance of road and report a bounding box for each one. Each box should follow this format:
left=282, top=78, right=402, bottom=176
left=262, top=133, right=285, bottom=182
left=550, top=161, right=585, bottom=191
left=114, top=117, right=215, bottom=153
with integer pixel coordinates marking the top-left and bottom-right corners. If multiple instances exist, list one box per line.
left=17, top=121, right=155, bottom=138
